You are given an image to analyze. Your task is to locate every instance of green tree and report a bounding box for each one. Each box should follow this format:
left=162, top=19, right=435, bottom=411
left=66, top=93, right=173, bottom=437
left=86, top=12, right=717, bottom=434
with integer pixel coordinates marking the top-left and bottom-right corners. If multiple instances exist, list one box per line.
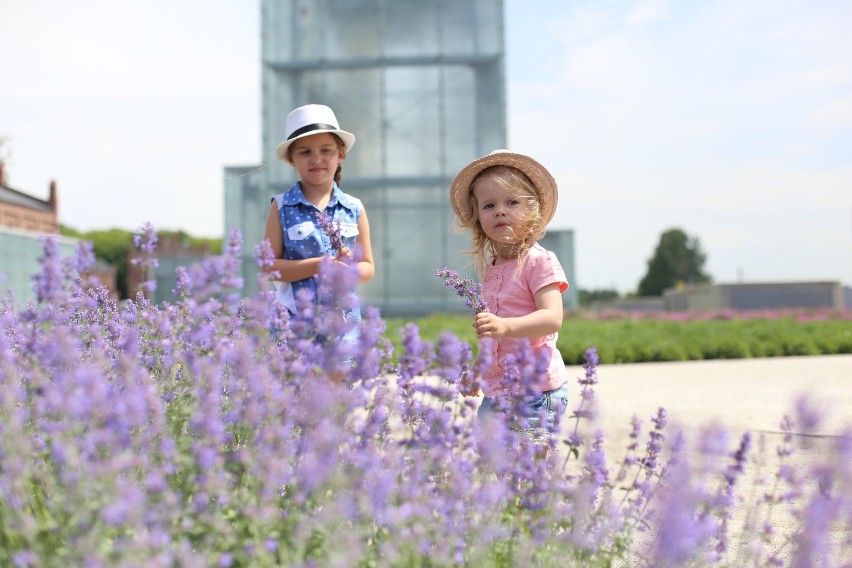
left=60, top=226, right=223, bottom=299
left=637, top=228, right=712, bottom=296
left=159, top=229, right=222, bottom=255
left=65, top=227, right=135, bottom=299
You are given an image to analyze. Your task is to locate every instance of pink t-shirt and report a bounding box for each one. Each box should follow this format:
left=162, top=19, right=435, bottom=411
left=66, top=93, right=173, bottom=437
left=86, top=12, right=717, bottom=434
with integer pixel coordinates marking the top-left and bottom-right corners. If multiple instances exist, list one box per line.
left=480, top=242, right=569, bottom=398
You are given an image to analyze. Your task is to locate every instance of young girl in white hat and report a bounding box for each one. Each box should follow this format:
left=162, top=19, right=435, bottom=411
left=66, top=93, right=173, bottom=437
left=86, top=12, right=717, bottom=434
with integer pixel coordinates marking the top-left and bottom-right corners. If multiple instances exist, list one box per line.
left=450, top=150, right=569, bottom=429
left=263, top=104, right=375, bottom=332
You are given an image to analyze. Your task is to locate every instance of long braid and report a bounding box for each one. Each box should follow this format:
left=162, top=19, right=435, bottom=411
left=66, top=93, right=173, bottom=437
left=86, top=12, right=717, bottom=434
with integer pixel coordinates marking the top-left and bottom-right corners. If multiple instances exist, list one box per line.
left=333, top=133, right=345, bottom=186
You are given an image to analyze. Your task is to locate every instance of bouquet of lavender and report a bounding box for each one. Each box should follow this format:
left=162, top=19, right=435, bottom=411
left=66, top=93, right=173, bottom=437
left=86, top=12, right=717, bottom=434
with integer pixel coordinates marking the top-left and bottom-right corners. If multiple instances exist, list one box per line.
left=316, top=210, right=343, bottom=255
left=435, top=266, right=488, bottom=315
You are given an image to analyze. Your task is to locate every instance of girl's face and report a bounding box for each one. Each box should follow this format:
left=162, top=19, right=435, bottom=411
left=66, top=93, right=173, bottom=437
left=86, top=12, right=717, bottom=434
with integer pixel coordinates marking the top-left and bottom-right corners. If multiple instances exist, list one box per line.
left=287, top=133, right=344, bottom=191
left=472, top=174, right=528, bottom=244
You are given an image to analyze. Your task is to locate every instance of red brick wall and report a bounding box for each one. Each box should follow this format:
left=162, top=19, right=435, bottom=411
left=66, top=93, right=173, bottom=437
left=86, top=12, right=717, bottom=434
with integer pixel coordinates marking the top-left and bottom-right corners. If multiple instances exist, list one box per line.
left=0, top=201, right=59, bottom=233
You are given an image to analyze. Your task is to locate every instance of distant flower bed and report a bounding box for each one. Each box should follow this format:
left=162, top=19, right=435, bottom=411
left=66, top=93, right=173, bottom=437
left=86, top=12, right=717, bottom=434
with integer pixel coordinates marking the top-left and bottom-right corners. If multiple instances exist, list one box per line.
left=1, top=229, right=849, bottom=566
left=574, top=307, right=852, bottom=322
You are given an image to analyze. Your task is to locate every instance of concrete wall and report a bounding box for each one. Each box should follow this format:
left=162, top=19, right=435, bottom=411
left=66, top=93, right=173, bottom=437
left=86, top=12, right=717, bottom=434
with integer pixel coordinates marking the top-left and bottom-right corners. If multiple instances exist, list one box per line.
left=0, top=226, right=78, bottom=305
left=663, top=281, right=846, bottom=311
left=539, top=228, right=578, bottom=309
left=592, top=297, right=665, bottom=312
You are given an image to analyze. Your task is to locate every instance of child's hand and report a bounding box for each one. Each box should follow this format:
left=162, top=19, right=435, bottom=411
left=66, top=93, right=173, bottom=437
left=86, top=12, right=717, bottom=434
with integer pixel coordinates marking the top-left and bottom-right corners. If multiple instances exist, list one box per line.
left=335, top=246, right=353, bottom=263
left=473, top=312, right=508, bottom=339
left=459, top=370, right=481, bottom=397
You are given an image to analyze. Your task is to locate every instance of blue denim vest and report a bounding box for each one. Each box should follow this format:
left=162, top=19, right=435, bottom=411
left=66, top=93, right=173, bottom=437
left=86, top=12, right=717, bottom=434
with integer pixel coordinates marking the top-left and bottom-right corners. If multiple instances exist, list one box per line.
left=272, top=182, right=362, bottom=321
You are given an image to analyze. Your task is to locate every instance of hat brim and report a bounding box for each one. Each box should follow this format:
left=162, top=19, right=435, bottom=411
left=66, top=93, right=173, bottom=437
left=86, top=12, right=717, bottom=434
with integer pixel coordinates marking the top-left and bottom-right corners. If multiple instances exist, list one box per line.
left=276, top=128, right=356, bottom=162
left=449, top=150, right=558, bottom=225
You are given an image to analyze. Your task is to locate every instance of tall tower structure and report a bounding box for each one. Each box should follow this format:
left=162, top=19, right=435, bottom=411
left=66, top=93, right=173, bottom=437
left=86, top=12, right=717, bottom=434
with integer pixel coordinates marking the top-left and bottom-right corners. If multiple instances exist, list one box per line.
left=226, top=0, right=506, bottom=315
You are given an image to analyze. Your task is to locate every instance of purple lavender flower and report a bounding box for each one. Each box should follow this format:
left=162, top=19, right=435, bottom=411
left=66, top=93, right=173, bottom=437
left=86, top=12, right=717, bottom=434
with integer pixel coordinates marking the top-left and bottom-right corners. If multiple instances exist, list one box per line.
left=794, top=394, right=823, bottom=449
left=397, top=322, right=433, bottom=383
left=12, top=550, right=37, bottom=568
left=172, top=265, right=192, bottom=299
left=435, top=267, right=488, bottom=315
left=648, top=455, right=720, bottom=566
left=350, top=306, right=393, bottom=381
left=614, top=414, right=643, bottom=484
left=131, top=222, right=160, bottom=294
left=220, top=228, right=245, bottom=292
left=584, top=428, right=609, bottom=497
left=132, top=221, right=159, bottom=254
left=6, top=220, right=852, bottom=567
left=641, top=407, right=667, bottom=471
left=724, top=431, right=751, bottom=491
left=32, top=235, right=64, bottom=305
left=316, top=210, right=343, bottom=255
left=564, top=346, right=600, bottom=465
left=71, top=240, right=96, bottom=276
left=255, top=238, right=275, bottom=268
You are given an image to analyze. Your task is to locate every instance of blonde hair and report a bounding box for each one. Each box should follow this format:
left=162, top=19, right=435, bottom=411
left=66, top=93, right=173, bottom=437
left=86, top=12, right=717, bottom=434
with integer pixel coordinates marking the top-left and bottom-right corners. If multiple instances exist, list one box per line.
left=455, top=165, right=546, bottom=277
left=287, top=133, right=347, bottom=186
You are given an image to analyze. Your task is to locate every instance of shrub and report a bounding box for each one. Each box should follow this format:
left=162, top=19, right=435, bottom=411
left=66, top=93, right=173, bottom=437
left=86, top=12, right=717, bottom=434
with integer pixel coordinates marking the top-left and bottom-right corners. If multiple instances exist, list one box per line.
left=398, top=313, right=851, bottom=365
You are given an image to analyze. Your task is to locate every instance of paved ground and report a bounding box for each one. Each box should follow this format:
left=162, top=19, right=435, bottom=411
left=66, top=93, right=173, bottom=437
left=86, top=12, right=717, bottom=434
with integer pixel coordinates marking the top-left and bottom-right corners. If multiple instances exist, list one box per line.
left=563, top=353, right=852, bottom=444
left=558, top=353, right=852, bottom=560
left=423, top=354, right=851, bottom=559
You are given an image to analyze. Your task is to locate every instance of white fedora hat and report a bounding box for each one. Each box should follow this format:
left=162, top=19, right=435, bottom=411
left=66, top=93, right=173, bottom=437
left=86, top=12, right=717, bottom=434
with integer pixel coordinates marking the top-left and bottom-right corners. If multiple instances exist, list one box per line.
left=275, top=104, right=356, bottom=161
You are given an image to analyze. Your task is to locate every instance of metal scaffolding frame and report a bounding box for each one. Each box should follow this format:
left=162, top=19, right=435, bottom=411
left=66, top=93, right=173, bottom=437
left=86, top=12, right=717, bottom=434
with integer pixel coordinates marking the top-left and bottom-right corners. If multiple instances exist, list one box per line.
left=226, top=0, right=506, bottom=315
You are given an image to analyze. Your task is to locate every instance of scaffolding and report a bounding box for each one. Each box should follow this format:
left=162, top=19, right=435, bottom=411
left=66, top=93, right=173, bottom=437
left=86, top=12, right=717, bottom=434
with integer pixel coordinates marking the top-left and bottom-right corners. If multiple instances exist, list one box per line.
left=225, top=0, right=506, bottom=315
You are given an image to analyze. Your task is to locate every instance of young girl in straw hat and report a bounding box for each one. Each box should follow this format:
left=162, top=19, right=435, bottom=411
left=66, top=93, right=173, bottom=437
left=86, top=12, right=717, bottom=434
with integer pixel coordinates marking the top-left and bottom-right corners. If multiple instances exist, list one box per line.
left=450, top=150, right=569, bottom=429
left=263, top=103, right=375, bottom=330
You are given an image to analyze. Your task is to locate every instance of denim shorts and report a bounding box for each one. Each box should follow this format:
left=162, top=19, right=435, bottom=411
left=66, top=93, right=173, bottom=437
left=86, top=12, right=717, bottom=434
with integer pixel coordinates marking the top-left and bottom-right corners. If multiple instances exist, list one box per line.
left=477, top=382, right=570, bottom=431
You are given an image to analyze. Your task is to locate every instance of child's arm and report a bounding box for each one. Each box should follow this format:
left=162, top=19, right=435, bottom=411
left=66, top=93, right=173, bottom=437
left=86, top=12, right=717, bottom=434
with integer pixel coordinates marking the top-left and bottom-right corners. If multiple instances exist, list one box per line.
left=473, top=283, right=563, bottom=339
left=262, top=202, right=324, bottom=282
left=352, top=207, right=375, bottom=283
left=263, top=202, right=376, bottom=283
left=334, top=207, right=374, bottom=283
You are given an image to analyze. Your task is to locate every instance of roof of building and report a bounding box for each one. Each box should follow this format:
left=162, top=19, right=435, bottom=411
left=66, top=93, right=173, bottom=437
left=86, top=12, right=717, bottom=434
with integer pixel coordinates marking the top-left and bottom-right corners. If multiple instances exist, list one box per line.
left=0, top=183, right=53, bottom=212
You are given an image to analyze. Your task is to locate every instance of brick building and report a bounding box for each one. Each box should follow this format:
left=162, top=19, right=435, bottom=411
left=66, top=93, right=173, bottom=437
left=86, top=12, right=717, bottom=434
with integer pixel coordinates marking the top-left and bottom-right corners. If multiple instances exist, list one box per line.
left=0, top=163, right=60, bottom=233
left=0, top=162, right=117, bottom=302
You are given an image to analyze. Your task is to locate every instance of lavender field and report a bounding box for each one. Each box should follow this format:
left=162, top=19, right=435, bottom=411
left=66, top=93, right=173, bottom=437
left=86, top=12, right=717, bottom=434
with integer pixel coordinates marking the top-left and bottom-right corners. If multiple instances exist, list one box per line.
left=1, top=228, right=849, bottom=567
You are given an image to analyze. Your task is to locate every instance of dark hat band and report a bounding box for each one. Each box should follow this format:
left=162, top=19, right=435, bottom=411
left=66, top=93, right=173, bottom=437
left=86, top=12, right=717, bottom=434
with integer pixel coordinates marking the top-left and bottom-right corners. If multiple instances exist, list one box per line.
left=287, top=123, right=339, bottom=140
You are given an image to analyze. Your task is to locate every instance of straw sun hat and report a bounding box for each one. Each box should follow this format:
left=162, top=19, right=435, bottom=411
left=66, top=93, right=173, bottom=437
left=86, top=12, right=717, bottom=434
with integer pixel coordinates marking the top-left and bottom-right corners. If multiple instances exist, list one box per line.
left=275, top=104, right=356, bottom=162
left=449, top=150, right=558, bottom=225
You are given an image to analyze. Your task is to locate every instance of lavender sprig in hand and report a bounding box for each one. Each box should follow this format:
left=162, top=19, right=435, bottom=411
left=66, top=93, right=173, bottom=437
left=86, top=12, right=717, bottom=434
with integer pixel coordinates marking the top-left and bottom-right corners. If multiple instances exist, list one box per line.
left=436, top=267, right=488, bottom=315
left=316, top=211, right=344, bottom=255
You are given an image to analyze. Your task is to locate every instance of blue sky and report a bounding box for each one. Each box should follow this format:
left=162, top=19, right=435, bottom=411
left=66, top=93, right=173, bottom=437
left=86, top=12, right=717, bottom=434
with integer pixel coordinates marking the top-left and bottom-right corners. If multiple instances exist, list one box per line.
left=1, top=0, right=851, bottom=293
